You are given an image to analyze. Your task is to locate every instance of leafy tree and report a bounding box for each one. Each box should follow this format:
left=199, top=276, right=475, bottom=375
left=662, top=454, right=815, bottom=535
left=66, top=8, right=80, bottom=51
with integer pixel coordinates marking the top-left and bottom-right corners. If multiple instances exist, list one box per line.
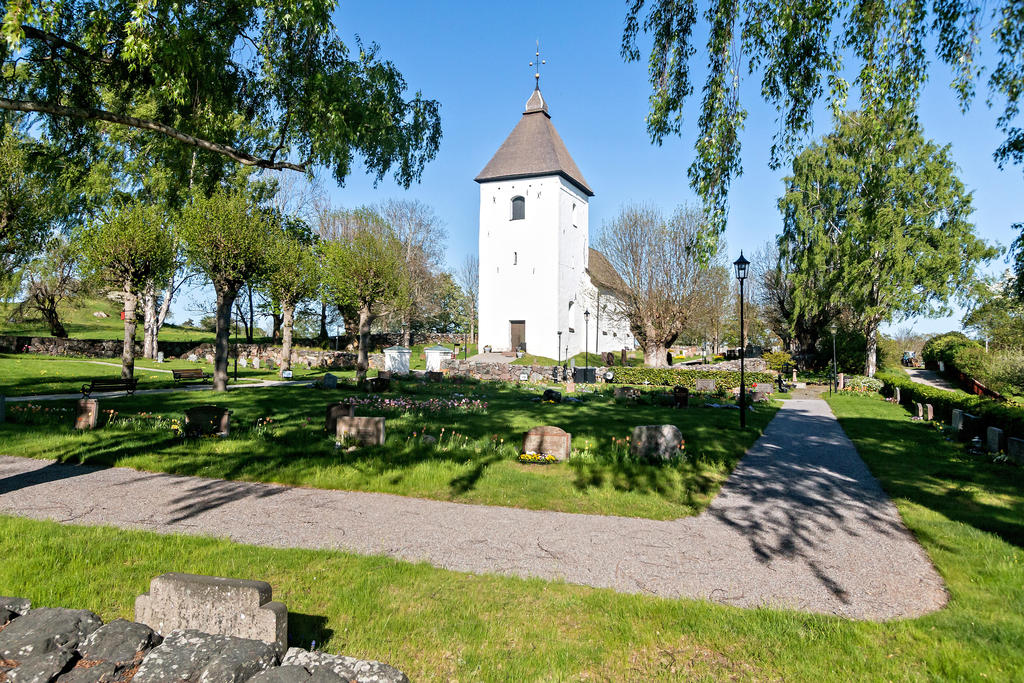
left=264, top=236, right=319, bottom=375
left=780, top=113, right=995, bottom=376
left=456, top=255, right=479, bottom=344
left=1, top=1, right=442, bottom=189
left=963, top=273, right=1024, bottom=348
left=622, top=0, right=1023, bottom=237
left=0, top=126, right=49, bottom=291
left=595, top=203, right=717, bottom=367
left=319, top=209, right=408, bottom=382
left=179, top=188, right=274, bottom=390
left=76, top=201, right=176, bottom=378
left=15, top=236, right=83, bottom=337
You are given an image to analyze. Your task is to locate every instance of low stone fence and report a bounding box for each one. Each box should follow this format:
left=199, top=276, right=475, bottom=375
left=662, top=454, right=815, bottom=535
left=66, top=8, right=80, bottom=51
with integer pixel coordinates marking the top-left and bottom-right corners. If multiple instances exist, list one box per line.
left=0, top=572, right=408, bottom=682
left=440, top=358, right=769, bottom=383
left=174, top=343, right=385, bottom=371
left=0, top=335, right=204, bottom=359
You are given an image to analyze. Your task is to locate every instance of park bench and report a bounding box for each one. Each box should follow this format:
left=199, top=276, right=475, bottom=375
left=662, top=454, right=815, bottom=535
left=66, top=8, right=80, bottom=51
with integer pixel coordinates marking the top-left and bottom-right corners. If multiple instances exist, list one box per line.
left=173, top=368, right=211, bottom=384
left=81, top=377, right=138, bottom=397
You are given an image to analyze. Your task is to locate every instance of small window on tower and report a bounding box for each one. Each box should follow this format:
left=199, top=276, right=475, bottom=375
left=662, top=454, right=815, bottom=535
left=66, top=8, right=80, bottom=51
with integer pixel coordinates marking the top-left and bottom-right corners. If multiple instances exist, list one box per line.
left=513, top=251, right=518, bottom=265
left=572, top=203, right=578, bottom=227
left=511, top=196, right=525, bottom=220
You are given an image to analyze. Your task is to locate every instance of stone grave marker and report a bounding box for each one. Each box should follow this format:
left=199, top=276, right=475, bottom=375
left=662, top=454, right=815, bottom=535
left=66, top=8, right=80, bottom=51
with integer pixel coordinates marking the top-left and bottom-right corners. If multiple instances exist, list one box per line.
left=135, top=572, right=287, bottom=654
left=565, top=380, right=576, bottom=393
left=695, top=378, right=716, bottom=393
left=752, top=382, right=774, bottom=394
left=986, top=426, right=1004, bottom=453
left=377, top=370, right=392, bottom=380
left=893, top=387, right=901, bottom=404
left=325, top=403, right=355, bottom=434
left=184, top=406, right=231, bottom=437
left=238, top=358, right=248, bottom=368
left=188, top=354, right=198, bottom=362
left=961, top=413, right=981, bottom=440
left=336, top=416, right=386, bottom=446
left=951, top=409, right=964, bottom=433
left=427, top=371, right=443, bottom=383
left=925, top=403, right=934, bottom=420
left=322, top=373, right=338, bottom=389
left=838, top=373, right=845, bottom=390
left=75, top=399, right=99, bottom=430
left=630, top=425, right=684, bottom=462
left=620, top=349, right=627, bottom=365
left=252, top=357, right=260, bottom=369
left=265, top=358, right=275, bottom=370
left=521, top=426, right=571, bottom=462
left=541, top=389, right=562, bottom=403
left=366, top=377, right=391, bottom=393
left=914, top=402, right=924, bottom=418
left=157, top=351, right=164, bottom=363
left=1008, top=437, right=1024, bottom=465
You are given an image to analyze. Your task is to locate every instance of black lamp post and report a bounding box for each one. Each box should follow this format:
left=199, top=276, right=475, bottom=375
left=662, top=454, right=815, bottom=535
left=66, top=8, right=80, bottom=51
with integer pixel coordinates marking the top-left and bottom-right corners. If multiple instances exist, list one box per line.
left=584, top=310, right=591, bottom=382
left=830, top=323, right=838, bottom=395
left=557, top=330, right=562, bottom=365
left=734, top=252, right=750, bottom=428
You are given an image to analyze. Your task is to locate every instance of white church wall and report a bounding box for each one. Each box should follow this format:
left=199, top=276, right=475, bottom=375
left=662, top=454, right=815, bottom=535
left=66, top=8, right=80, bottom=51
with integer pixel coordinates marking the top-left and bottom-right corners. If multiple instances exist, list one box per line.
left=556, top=177, right=590, bottom=360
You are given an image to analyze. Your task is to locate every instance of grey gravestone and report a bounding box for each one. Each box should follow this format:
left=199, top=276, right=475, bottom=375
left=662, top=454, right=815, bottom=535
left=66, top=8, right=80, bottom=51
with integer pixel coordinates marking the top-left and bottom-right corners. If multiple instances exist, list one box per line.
left=695, top=378, right=716, bottom=393
left=915, top=402, right=924, bottom=418
left=752, top=382, right=774, bottom=394
left=252, top=357, right=260, bottom=369
left=630, top=425, right=684, bottom=462
left=961, top=413, right=981, bottom=440
left=951, top=409, right=964, bottom=433
left=135, top=573, right=287, bottom=654
left=281, top=648, right=409, bottom=683
left=156, top=351, right=164, bottom=363
left=986, top=426, right=1004, bottom=453
left=925, top=403, right=934, bottom=421
left=75, top=399, right=99, bottom=430
left=325, top=403, right=354, bottom=434
left=265, top=358, right=276, bottom=370
left=521, top=426, right=571, bottom=461
left=893, top=386, right=901, bottom=404
left=427, top=371, right=443, bottom=382
left=184, top=406, right=231, bottom=437
left=1007, top=437, right=1024, bottom=465
left=322, top=373, right=338, bottom=389
left=336, top=417, right=386, bottom=446
left=239, top=357, right=248, bottom=368
left=188, top=354, right=198, bottom=362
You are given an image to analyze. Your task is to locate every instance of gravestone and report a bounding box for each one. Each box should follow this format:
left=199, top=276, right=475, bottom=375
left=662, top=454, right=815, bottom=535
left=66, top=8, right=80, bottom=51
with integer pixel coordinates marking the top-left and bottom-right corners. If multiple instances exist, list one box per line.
left=427, top=371, right=443, bottom=383
left=752, top=382, right=774, bottom=394
left=986, top=426, right=1004, bottom=453
left=157, top=351, right=164, bottom=363
left=366, top=377, right=391, bottom=393
left=265, top=359, right=275, bottom=370
left=951, top=409, right=964, bottom=433
left=792, top=369, right=798, bottom=383
left=184, top=405, right=231, bottom=437
left=838, top=373, right=845, bottom=390
left=938, top=360, right=945, bottom=372
left=673, top=386, right=689, bottom=408
left=604, top=351, right=615, bottom=366
left=695, top=378, right=716, bottom=393
left=630, top=425, right=684, bottom=462
left=620, top=349, right=627, bottom=366
left=75, top=399, right=99, bottom=430
left=565, top=380, right=576, bottom=393
left=614, top=386, right=639, bottom=400
left=925, top=403, right=934, bottom=420
left=336, top=416, right=386, bottom=446
left=238, top=358, right=248, bottom=368
left=915, top=402, right=924, bottom=419
left=325, top=403, right=355, bottom=434
left=541, top=389, right=562, bottom=403
left=521, top=426, right=571, bottom=462
left=135, top=573, right=287, bottom=654
left=322, top=373, right=338, bottom=389
left=252, top=357, right=260, bottom=369
left=961, top=413, right=981, bottom=440
left=893, top=387, right=901, bottom=404
left=1008, top=437, right=1024, bottom=465
left=188, top=354, right=198, bottom=362
left=378, top=370, right=392, bottom=380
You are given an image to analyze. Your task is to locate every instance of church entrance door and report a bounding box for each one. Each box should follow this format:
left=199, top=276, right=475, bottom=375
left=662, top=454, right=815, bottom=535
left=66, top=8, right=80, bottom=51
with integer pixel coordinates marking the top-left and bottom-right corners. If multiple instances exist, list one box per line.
left=510, top=320, right=526, bottom=352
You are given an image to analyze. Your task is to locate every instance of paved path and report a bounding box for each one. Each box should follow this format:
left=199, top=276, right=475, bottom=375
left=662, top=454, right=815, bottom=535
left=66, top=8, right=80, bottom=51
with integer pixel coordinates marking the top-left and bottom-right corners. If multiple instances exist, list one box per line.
left=0, top=399, right=946, bottom=621
left=77, top=360, right=174, bottom=374
left=905, top=367, right=959, bottom=392
left=6, top=379, right=314, bottom=403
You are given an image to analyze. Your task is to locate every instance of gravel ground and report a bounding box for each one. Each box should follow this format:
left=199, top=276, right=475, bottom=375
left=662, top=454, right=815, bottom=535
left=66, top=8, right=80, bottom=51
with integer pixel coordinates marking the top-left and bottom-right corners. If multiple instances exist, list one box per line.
left=0, top=399, right=947, bottom=621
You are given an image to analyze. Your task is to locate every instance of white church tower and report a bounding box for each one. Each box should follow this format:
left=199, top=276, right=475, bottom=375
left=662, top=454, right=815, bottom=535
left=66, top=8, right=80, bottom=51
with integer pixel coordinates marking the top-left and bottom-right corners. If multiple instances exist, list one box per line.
left=475, top=85, right=595, bottom=361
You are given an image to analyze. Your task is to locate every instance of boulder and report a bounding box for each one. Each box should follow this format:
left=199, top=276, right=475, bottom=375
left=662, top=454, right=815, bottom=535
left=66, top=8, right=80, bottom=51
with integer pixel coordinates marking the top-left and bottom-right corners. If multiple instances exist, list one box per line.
left=133, top=630, right=277, bottom=683
left=281, top=648, right=409, bottom=683
left=0, top=608, right=102, bottom=659
left=77, top=619, right=161, bottom=667
left=6, top=645, right=76, bottom=682
left=630, top=425, right=684, bottom=462
left=0, top=597, right=30, bottom=617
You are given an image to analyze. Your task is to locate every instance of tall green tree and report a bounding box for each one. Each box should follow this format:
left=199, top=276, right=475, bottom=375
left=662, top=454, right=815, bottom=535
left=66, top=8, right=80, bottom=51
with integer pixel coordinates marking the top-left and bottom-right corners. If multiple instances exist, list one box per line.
left=0, top=125, right=50, bottom=292
left=319, top=209, right=408, bottom=382
left=15, top=236, right=83, bottom=337
left=264, top=236, right=319, bottom=376
left=179, top=188, right=273, bottom=391
left=76, top=201, right=176, bottom=378
left=1, top=1, right=441, bottom=189
left=963, top=274, right=1024, bottom=348
left=623, top=0, right=1023, bottom=238
left=779, top=113, right=995, bottom=376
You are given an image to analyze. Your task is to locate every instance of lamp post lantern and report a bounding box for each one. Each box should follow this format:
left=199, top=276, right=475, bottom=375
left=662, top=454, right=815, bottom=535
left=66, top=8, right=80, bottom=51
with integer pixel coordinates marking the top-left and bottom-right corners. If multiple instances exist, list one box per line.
left=584, top=310, right=591, bottom=382
left=830, top=323, right=838, bottom=395
left=733, top=252, right=750, bottom=428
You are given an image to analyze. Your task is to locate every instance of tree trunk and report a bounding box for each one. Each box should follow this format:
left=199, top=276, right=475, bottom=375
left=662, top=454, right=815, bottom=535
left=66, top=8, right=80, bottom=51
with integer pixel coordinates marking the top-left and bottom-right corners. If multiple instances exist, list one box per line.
left=271, top=312, right=283, bottom=340
left=865, top=319, right=880, bottom=378
left=142, top=281, right=157, bottom=359
left=44, top=305, right=67, bottom=337
left=155, top=280, right=174, bottom=348
left=247, top=285, right=255, bottom=342
left=402, top=310, right=411, bottom=347
left=121, top=286, right=138, bottom=379
left=281, top=301, right=295, bottom=375
left=318, top=300, right=328, bottom=340
left=356, top=304, right=373, bottom=383
left=213, top=288, right=237, bottom=391
left=642, top=340, right=670, bottom=368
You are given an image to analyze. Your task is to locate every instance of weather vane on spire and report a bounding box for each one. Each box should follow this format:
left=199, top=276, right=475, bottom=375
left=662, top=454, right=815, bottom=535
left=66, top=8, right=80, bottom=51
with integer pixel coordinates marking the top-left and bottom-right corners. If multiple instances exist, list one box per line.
left=529, top=40, right=546, bottom=90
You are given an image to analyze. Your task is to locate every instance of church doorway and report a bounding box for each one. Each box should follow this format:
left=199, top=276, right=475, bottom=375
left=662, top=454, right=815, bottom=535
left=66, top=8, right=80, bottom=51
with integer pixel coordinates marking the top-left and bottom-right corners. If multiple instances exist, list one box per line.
left=510, top=320, right=526, bottom=352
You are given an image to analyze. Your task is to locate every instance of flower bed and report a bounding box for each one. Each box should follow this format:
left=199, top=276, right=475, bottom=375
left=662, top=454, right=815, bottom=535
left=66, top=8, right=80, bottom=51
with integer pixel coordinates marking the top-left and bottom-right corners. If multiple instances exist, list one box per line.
left=343, top=395, right=487, bottom=415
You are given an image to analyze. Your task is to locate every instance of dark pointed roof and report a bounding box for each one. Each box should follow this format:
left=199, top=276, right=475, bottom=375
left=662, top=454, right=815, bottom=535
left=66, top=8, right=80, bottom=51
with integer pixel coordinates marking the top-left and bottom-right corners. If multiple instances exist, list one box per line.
left=587, top=248, right=626, bottom=292
left=475, top=89, right=594, bottom=197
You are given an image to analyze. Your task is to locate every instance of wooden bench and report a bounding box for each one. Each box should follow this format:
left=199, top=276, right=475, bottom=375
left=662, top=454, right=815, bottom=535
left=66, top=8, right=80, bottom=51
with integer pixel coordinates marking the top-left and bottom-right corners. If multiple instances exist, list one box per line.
left=173, top=368, right=211, bottom=384
left=81, top=378, right=138, bottom=397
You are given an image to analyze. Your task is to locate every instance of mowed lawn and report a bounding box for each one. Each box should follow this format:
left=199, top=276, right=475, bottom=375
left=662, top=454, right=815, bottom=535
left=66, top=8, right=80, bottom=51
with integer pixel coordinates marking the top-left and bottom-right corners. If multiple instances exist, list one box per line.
left=0, top=394, right=1021, bottom=679
left=0, top=381, right=776, bottom=519
left=0, top=353, right=329, bottom=396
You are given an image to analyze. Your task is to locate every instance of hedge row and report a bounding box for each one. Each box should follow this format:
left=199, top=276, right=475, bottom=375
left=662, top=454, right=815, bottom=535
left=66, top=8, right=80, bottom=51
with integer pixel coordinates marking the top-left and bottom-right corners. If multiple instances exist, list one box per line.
left=876, top=372, right=1024, bottom=440
left=610, top=367, right=775, bottom=389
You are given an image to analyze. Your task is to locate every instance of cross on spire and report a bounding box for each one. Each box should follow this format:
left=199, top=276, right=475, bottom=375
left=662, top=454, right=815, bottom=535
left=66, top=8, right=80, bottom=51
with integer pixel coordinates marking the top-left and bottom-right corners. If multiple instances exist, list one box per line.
left=529, top=40, right=546, bottom=90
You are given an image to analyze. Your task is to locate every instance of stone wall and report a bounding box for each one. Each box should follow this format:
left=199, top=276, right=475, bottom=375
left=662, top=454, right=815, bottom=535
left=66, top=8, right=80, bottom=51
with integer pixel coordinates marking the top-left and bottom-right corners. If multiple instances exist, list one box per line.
left=440, top=358, right=769, bottom=383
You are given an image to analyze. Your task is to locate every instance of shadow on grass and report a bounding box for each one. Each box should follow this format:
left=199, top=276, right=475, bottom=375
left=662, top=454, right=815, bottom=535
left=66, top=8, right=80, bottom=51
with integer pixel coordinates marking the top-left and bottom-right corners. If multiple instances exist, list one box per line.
left=288, top=612, right=333, bottom=650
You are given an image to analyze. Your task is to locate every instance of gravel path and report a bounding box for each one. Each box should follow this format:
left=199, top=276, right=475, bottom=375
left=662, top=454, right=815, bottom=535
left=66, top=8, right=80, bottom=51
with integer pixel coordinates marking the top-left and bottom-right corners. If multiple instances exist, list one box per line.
left=905, top=367, right=960, bottom=392
left=0, top=399, right=946, bottom=621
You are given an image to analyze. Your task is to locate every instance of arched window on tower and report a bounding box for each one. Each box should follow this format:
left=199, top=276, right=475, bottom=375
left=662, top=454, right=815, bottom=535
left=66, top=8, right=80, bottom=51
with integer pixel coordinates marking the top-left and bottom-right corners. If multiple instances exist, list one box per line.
left=511, top=195, right=525, bottom=220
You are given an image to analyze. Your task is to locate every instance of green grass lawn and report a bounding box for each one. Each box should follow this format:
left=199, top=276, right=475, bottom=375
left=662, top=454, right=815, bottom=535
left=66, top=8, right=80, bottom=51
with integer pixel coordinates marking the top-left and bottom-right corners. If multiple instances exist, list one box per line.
left=0, top=353, right=328, bottom=396
left=0, top=298, right=215, bottom=342
left=0, top=393, right=1021, bottom=679
left=0, top=381, right=776, bottom=519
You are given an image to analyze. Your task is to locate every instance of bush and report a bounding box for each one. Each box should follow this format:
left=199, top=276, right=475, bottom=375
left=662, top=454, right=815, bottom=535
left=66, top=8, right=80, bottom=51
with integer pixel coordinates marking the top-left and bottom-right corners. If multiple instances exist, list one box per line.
left=876, top=372, right=1024, bottom=440
left=610, top=367, right=775, bottom=389
left=842, top=375, right=884, bottom=392
left=762, top=350, right=793, bottom=372
left=921, top=331, right=978, bottom=367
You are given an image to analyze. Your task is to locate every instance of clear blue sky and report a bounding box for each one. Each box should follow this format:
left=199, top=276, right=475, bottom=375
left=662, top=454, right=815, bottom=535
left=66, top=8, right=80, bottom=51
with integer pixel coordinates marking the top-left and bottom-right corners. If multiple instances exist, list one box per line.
left=182, top=1, right=1023, bottom=336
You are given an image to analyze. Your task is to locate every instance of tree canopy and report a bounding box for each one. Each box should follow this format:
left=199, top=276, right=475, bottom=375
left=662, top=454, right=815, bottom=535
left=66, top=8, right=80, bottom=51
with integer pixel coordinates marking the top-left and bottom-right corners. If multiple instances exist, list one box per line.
left=1, top=0, right=442, bottom=188
left=779, top=112, right=994, bottom=375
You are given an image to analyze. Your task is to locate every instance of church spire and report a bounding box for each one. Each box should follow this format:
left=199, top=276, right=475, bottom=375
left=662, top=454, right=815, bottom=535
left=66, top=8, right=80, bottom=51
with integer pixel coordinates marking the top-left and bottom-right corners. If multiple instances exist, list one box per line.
left=529, top=40, right=545, bottom=91
left=525, top=40, right=549, bottom=114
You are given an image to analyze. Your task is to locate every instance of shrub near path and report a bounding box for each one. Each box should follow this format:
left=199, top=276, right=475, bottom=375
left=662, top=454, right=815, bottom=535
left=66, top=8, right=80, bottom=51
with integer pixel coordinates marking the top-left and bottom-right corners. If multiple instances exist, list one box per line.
left=0, top=394, right=1022, bottom=679
left=0, top=382, right=777, bottom=519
